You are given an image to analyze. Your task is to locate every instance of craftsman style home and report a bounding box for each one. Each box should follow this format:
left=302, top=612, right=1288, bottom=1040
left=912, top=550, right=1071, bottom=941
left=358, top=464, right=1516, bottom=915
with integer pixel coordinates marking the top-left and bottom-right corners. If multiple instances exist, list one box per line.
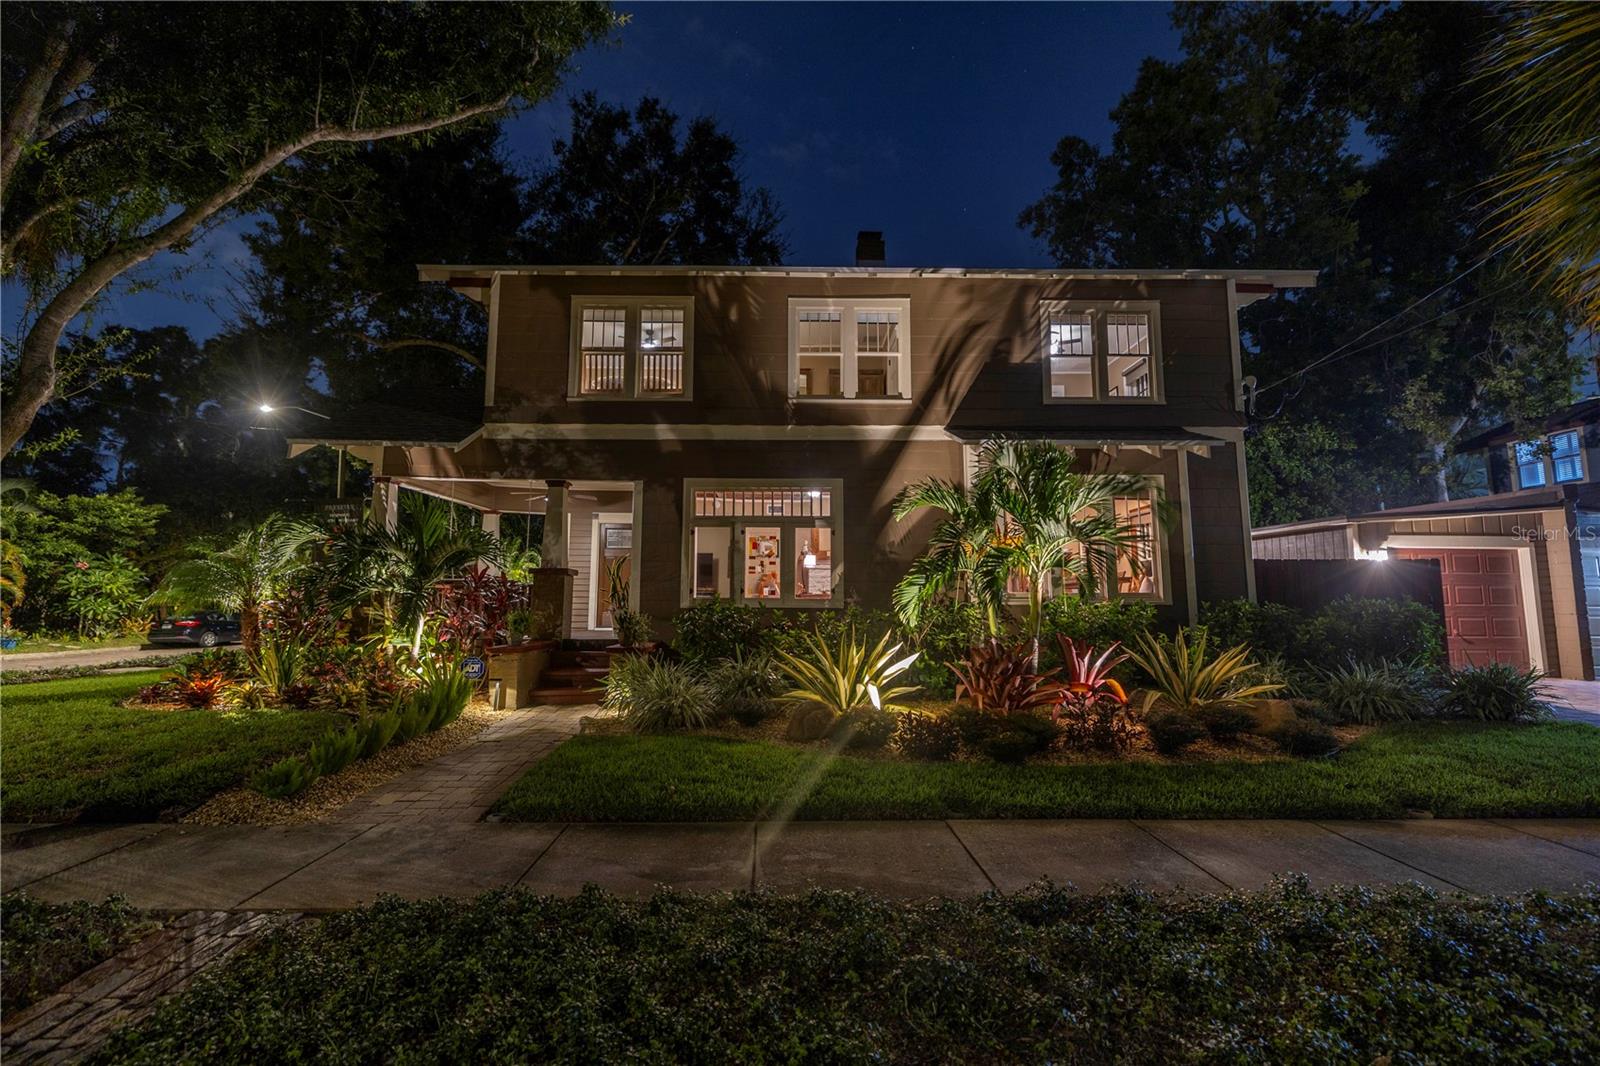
left=1254, top=393, right=1599, bottom=680
left=290, top=234, right=1314, bottom=641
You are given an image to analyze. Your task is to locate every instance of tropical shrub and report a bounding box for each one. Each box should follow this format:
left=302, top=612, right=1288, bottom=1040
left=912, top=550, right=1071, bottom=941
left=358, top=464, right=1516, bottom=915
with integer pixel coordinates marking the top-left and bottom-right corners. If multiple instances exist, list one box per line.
left=1301, top=597, right=1445, bottom=667
left=307, top=729, right=360, bottom=777
left=1127, top=628, right=1282, bottom=717
left=948, top=639, right=1060, bottom=716
left=357, top=712, right=401, bottom=759
left=392, top=697, right=433, bottom=745
left=1145, top=710, right=1207, bottom=755
left=1313, top=660, right=1436, bottom=725
left=415, top=657, right=473, bottom=730
left=725, top=695, right=780, bottom=727
left=250, top=755, right=318, bottom=800
left=833, top=706, right=897, bottom=751
left=709, top=651, right=782, bottom=707
left=1272, top=719, right=1341, bottom=759
left=1198, top=599, right=1304, bottom=661
left=672, top=597, right=772, bottom=663
left=507, top=602, right=561, bottom=643
left=1042, top=597, right=1158, bottom=671
left=893, top=712, right=961, bottom=761
left=1056, top=693, right=1137, bottom=753
left=777, top=627, right=920, bottom=720
left=167, top=670, right=231, bottom=709
left=1056, top=636, right=1130, bottom=704
left=769, top=607, right=898, bottom=662
left=1435, top=663, right=1551, bottom=722
left=60, top=553, right=147, bottom=637
left=952, top=709, right=1061, bottom=764
left=899, top=601, right=987, bottom=697
left=181, top=647, right=250, bottom=680
left=611, top=608, right=655, bottom=649
left=604, top=656, right=717, bottom=732
left=252, top=628, right=315, bottom=707
left=0, top=893, right=150, bottom=1014
left=434, top=566, right=517, bottom=657
left=1, top=540, right=26, bottom=631
left=1195, top=705, right=1257, bottom=742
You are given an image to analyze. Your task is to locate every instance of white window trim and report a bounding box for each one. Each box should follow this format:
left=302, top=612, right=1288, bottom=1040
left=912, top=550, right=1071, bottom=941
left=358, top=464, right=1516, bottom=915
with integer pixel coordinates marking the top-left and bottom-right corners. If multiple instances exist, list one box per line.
left=1039, top=299, right=1164, bottom=405
left=568, top=295, right=695, bottom=401
left=681, top=477, right=844, bottom=608
left=1510, top=430, right=1586, bottom=489
left=787, top=297, right=913, bottom=402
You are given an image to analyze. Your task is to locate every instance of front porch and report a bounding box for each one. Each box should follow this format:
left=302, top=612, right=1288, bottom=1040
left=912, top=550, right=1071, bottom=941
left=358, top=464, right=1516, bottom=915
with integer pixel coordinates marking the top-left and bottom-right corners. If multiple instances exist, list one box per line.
left=370, top=475, right=641, bottom=642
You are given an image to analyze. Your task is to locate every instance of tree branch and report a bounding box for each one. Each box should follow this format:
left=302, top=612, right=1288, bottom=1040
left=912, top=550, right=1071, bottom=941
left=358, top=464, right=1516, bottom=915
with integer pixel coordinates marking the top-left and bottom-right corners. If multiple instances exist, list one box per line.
left=38, top=96, right=98, bottom=142
left=344, top=332, right=483, bottom=370
left=1, top=19, right=73, bottom=206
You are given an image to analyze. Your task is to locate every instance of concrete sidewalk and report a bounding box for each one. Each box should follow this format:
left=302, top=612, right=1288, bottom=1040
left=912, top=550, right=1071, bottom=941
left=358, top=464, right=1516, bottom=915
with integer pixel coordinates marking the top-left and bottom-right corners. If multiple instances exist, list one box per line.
left=4, top=818, right=1596, bottom=909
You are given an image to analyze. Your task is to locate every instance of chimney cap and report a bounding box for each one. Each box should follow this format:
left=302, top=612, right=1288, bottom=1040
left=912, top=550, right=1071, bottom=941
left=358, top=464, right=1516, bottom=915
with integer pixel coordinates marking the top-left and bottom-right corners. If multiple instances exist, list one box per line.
left=854, top=230, right=886, bottom=266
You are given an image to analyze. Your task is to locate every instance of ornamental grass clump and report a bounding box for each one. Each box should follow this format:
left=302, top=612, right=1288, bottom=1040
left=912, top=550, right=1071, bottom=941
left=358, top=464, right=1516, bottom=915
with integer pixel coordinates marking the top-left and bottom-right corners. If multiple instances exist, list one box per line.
left=1435, top=663, right=1551, bottom=722
left=1127, top=628, right=1282, bottom=717
left=1313, top=660, right=1436, bottom=725
left=604, top=656, right=717, bottom=732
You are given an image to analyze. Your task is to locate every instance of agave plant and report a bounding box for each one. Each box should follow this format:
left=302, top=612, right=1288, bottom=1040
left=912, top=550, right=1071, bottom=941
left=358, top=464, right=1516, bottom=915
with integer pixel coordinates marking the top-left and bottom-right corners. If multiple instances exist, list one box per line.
left=948, top=639, right=1061, bottom=716
left=777, top=627, right=920, bottom=718
left=1057, top=635, right=1129, bottom=705
left=1126, top=628, right=1282, bottom=717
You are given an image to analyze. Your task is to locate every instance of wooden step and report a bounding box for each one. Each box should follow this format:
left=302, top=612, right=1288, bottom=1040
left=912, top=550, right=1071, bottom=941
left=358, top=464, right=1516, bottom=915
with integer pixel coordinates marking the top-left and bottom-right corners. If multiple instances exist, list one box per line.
left=526, top=686, right=605, bottom=705
left=542, top=665, right=609, bottom=683
left=549, top=649, right=613, bottom=669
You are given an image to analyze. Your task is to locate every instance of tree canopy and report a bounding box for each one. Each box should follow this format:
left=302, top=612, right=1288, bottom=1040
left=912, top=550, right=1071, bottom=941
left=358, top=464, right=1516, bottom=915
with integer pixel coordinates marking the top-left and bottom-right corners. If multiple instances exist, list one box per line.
left=0, top=0, right=616, bottom=452
left=1019, top=3, right=1582, bottom=521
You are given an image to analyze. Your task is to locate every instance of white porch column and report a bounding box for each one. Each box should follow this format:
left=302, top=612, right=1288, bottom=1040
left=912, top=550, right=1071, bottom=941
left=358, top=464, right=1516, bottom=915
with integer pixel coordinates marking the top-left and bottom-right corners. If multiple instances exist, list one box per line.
left=371, top=477, right=399, bottom=533
left=480, top=510, right=502, bottom=575
left=540, top=480, right=570, bottom=568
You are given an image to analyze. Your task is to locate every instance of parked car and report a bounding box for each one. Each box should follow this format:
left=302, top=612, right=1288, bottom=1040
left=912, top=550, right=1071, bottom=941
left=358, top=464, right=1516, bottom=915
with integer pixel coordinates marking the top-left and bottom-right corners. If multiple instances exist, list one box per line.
left=149, top=612, right=242, bottom=648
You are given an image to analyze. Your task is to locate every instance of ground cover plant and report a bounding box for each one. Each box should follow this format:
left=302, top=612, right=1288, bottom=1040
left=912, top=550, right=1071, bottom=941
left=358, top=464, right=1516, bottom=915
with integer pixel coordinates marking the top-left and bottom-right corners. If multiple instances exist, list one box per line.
left=1, top=893, right=154, bottom=1014
left=0, top=671, right=341, bottom=821
left=494, top=721, right=1600, bottom=822
left=94, top=883, right=1600, bottom=1064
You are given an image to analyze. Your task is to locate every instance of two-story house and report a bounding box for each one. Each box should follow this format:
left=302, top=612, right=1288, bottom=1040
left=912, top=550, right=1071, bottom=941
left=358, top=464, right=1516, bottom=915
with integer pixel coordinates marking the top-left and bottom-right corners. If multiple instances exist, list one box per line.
left=1253, top=393, right=1599, bottom=680
left=288, top=233, right=1313, bottom=646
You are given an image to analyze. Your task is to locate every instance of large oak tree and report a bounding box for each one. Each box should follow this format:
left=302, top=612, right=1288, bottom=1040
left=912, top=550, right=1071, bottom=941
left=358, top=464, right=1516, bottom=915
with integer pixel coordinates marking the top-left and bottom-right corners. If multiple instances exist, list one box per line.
left=0, top=0, right=614, bottom=452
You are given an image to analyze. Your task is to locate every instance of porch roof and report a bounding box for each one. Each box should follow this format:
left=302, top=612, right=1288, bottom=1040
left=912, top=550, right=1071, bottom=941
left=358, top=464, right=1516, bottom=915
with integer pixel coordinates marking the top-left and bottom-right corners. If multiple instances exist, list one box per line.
left=281, top=390, right=483, bottom=452
left=942, top=426, right=1228, bottom=452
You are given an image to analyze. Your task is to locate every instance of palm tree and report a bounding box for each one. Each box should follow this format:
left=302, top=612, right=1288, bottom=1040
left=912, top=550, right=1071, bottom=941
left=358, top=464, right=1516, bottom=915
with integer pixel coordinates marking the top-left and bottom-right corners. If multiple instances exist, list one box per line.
left=893, top=440, right=1157, bottom=665
left=155, top=515, right=321, bottom=657
left=1479, top=3, right=1600, bottom=330
left=334, top=493, right=502, bottom=655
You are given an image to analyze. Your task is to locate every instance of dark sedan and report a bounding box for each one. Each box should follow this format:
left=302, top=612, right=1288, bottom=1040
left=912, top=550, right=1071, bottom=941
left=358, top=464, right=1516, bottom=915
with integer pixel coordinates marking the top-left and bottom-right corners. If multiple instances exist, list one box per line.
left=149, top=612, right=242, bottom=648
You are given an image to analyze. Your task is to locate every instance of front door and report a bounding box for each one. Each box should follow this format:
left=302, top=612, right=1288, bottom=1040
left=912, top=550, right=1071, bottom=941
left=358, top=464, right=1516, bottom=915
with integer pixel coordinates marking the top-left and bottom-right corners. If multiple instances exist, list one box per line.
left=591, top=517, right=632, bottom=630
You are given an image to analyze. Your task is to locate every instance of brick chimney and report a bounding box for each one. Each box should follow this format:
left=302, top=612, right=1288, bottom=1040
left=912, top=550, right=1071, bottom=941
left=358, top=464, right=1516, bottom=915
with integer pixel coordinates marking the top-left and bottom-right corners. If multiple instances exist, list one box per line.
left=854, top=230, right=885, bottom=267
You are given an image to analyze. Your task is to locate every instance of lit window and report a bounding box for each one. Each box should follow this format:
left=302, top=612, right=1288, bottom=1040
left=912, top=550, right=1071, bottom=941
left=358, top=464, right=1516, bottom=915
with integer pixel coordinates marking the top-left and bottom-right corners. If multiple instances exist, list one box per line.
left=570, top=297, right=693, bottom=399
left=1040, top=302, right=1162, bottom=402
left=790, top=298, right=911, bottom=399
left=684, top=482, right=841, bottom=607
left=1550, top=430, right=1584, bottom=483
left=1513, top=441, right=1547, bottom=488
left=1002, top=490, right=1164, bottom=601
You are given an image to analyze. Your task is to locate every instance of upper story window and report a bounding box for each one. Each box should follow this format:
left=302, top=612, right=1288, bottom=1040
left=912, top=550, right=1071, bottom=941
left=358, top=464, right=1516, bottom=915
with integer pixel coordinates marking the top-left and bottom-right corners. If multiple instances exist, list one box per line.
left=569, top=296, right=693, bottom=400
left=1040, top=301, right=1162, bottom=403
left=788, top=298, right=911, bottom=400
left=1512, top=429, right=1586, bottom=489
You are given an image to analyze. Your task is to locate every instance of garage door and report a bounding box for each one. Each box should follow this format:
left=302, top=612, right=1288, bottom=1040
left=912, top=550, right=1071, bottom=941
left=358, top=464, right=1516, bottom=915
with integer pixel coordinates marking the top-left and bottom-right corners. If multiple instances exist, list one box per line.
left=1391, top=548, right=1529, bottom=670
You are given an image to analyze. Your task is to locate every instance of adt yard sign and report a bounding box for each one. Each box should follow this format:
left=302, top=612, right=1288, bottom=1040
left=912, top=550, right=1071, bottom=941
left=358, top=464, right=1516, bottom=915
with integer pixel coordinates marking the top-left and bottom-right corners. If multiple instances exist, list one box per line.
left=462, top=657, right=487, bottom=681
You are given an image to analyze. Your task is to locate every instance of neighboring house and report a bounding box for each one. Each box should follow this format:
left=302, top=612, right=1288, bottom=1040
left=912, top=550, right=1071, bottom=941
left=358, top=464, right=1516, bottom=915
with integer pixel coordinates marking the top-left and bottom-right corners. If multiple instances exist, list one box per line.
left=1253, top=395, right=1599, bottom=680
left=289, top=233, right=1313, bottom=640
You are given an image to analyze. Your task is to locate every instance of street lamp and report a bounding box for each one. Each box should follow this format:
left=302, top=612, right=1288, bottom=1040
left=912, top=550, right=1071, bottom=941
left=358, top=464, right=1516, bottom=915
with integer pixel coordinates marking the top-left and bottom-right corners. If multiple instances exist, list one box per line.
left=256, top=402, right=330, bottom=419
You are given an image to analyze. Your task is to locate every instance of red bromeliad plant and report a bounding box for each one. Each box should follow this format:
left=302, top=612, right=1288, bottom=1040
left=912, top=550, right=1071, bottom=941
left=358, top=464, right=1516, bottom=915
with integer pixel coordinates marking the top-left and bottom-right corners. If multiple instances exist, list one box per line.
left=949, top=639, right=1063, bottom=716
left=168, top=670, right=231, bottom=709
left=1056, top=635, right=1130, bottom=705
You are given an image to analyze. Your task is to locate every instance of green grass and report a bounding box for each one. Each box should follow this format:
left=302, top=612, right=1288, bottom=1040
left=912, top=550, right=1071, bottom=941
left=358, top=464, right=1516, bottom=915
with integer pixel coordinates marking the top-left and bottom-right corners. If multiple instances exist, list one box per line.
left=0, top=671, right=342, bottom=822
left=94, top=884, right=1600, bottom=1064
left=3, top=634, right=147, bottom=654
left=494, top=723, right=1600, bottom=822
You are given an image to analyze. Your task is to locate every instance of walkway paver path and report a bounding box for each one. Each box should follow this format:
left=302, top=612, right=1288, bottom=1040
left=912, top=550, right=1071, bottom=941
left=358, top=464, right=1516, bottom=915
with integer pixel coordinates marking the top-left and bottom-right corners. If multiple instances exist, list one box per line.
left=0, top=910, right=294, bottom=1064
left=4, top=818, right=1596, bottom=909
left=331, top=705, right=590, bottom=825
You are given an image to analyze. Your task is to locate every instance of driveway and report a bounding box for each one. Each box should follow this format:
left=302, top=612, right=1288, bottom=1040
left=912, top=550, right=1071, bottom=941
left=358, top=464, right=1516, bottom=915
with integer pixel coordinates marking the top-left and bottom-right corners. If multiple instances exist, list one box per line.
left=0, top=645, right=189, bottom=673
left=1542, top=679, right=1600, bottom=726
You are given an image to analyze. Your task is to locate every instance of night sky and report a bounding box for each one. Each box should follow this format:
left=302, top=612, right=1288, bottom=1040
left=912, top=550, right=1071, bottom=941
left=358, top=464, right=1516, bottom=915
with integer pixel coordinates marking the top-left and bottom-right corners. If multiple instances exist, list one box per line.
left=17, top=2, right=1181, bottom=343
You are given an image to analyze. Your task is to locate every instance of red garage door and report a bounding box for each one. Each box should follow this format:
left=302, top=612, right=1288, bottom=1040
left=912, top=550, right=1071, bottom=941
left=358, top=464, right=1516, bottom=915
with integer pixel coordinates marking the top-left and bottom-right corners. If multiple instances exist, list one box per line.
left=1391, top=548, right=1529, bottom=670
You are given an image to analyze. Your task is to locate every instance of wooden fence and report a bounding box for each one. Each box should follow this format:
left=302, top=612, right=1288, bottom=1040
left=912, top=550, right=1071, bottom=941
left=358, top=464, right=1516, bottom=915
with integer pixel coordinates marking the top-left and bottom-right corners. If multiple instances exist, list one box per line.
left=1253, top=558, right=1445, bottom=619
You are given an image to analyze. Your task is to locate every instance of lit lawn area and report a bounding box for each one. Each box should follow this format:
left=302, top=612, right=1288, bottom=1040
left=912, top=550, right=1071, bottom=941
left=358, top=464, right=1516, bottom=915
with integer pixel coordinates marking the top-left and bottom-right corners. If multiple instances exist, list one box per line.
left=0, top=672, right=342, bottom=822
left=95, top=884, right=1600, bottom=1063
left=2, top=634, right=147, bottom=654
left=494, top=723, right=1600, bottom=822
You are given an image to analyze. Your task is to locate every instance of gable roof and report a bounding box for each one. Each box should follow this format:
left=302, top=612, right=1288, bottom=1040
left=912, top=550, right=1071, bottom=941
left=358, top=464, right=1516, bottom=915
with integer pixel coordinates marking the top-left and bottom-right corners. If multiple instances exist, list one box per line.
left=1455, top=396, right=1600, bottom=452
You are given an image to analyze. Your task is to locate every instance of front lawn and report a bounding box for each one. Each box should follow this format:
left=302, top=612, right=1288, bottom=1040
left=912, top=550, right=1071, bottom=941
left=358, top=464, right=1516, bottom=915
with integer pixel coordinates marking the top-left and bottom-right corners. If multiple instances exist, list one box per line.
left=95, top=884, right=1600, bottom=1063
left=0, top=672, right=342, bottom=821
left=494, top=723, right=1600, bottom=821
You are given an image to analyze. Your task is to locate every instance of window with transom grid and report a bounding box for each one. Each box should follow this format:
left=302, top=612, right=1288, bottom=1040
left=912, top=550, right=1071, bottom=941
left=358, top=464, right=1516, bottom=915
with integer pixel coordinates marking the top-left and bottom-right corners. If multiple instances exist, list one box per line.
left=1040, top=301, right=1162, bottom=403
left=569, top=297, right=694, bottom=399
left=789, top=298, right=911, bottom=399
left=683, top=481, right=841, bottom=607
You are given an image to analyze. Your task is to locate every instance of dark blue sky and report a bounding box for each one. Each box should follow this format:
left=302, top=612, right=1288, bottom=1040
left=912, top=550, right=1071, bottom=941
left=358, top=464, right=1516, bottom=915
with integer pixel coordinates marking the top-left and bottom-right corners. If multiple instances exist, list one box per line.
left=21, top=2, right=1181, bottom=342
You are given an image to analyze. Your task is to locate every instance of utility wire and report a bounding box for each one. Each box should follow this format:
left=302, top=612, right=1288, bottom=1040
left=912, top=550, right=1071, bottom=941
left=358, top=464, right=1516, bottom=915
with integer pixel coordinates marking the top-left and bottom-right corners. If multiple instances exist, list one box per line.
left=1256, top=254, right=1497, bottom=395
